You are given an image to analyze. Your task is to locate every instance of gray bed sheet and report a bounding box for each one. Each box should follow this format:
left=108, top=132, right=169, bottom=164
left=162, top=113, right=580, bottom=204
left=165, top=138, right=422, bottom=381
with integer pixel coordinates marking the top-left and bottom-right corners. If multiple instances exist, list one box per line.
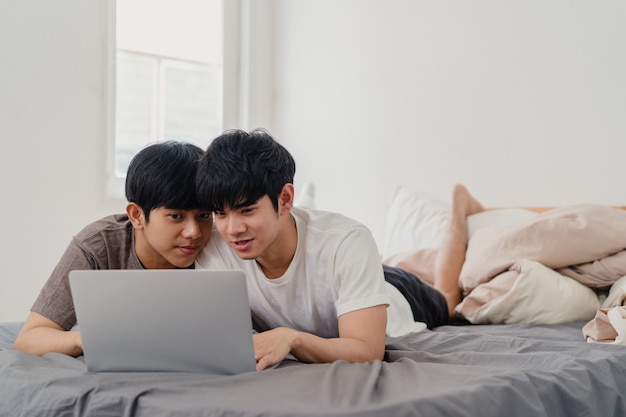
left=1, top=321, right=625, bottom=417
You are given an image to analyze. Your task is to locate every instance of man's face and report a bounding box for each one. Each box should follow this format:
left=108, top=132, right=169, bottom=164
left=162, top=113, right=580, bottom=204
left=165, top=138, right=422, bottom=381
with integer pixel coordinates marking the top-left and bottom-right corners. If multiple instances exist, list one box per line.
left=213, top=195, right=282, bottom=261
left=135, top=207, right=213, bottom=269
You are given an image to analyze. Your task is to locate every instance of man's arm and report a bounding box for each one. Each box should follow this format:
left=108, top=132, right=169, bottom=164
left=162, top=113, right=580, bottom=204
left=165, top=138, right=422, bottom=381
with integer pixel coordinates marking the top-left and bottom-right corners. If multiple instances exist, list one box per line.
left=253, top=304, right=387, bottom=371
left=14, top=235, right=102, bottom=357
left=13, top=312, right=83, bottom=357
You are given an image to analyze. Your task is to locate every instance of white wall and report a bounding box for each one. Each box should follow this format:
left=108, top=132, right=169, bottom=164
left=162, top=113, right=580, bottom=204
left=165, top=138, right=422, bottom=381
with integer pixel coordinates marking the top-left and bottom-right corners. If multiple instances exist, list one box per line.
left=271, top=0, right=626, bottom=244
left=1, top=0, right=625, bottom=322
left=0, top=1, right=121, bottom=322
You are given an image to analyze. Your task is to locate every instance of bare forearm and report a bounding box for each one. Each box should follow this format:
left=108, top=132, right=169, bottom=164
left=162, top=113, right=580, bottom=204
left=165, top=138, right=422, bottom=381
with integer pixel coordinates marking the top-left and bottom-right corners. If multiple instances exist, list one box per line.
left=253, top=306, right=388, bottom=370
left=254, top=326, right=384, bottom=369
left=14, top=328, right=83, bottom=357
left=290, top=329, right=384, bottom=364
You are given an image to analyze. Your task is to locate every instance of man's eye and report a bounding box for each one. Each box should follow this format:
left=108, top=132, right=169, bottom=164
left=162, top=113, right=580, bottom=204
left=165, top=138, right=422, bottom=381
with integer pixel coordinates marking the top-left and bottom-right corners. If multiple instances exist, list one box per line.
left=199, top=212, right=213, bottom=220
left=169, top=213, right=182, bottom=220
left=214, top=211, right=225, bottom=217
left=241, top=207, right=254, bottom=214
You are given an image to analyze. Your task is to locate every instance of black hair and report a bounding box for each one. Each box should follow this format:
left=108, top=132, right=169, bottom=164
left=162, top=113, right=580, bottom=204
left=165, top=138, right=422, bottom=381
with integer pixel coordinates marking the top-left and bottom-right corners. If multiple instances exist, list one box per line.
left=196, top=129, right=296, bottom=212
left=125, top=140, right=204, bottom=221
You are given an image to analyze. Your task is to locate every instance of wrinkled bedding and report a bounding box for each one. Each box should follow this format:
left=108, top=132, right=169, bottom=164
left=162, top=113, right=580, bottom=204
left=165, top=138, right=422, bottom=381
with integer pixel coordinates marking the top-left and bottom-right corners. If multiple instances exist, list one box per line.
left=451, top=205, right=626, bottom=329
left=2, top=321, right=626, bottom=417
left=383, top=205, right=626, bottom=330
left=459, top=204, right=626, bottom=292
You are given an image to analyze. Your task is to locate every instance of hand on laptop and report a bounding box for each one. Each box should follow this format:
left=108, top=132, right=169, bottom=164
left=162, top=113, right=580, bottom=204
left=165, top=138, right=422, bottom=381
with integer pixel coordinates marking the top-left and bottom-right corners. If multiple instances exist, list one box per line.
left=253, top=328, right=297, bottom=371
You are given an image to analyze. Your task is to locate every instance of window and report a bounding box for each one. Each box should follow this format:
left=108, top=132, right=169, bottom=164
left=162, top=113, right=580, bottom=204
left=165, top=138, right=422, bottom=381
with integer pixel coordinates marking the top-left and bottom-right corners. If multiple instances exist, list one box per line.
left=107, top=0, right=225, bottom=196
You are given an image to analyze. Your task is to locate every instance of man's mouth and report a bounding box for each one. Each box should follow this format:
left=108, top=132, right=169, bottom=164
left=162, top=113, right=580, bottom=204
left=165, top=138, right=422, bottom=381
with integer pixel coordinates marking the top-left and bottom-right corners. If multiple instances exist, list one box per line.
left=232, top=239, right=253, bottom=251
left=178, top=245, right=199, bottom=255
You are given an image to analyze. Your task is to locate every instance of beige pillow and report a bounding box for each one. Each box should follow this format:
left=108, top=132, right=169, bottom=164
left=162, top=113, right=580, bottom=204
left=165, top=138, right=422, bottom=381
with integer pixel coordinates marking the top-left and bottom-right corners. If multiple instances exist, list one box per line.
left=457, top=259, right=600, bottom=324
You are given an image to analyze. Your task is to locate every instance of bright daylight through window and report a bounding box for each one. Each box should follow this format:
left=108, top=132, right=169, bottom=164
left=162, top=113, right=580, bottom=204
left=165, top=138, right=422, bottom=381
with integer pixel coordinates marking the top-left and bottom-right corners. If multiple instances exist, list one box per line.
left=113, top=0, right=223, bottom=178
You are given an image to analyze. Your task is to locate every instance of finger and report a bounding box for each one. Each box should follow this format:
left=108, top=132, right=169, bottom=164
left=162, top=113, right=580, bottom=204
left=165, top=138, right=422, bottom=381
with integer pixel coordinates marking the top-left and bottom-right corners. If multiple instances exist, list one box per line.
left=256, top=356, right=276, bottom=371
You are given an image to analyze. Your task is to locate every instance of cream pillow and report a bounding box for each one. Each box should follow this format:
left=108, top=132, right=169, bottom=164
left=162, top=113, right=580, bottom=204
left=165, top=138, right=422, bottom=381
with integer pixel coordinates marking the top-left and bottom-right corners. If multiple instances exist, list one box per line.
left=458, top=260, right=600, bottom=324
left=467, top=209, right=537, bottom=239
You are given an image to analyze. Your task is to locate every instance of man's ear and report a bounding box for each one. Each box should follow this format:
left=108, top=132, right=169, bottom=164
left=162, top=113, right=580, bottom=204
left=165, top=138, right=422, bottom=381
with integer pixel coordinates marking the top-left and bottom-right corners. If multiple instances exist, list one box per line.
left=278, top=183, right=295, bottom=215
left=126, top=202, right=146, bottom=229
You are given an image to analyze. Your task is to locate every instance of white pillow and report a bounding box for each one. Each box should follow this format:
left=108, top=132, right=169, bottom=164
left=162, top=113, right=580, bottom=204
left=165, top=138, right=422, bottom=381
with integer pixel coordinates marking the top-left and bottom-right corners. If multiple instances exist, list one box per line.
left=381, top=186, right=449, bottom=258
left=294, top=182, right=316, bottom=209
left=458, top=260, right=600, bottom=324
left=381, top=185, right=537, bottom=258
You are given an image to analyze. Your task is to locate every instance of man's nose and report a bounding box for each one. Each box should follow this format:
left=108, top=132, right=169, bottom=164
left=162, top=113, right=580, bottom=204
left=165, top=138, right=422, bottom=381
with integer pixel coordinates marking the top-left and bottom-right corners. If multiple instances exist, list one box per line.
left=182, top=219, right=201, bottom=239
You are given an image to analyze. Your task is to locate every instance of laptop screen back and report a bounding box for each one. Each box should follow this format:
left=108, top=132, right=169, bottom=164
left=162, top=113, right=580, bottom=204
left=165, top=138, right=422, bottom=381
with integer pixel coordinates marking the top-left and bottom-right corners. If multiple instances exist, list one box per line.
left=69, top=269, right=256, bottom=375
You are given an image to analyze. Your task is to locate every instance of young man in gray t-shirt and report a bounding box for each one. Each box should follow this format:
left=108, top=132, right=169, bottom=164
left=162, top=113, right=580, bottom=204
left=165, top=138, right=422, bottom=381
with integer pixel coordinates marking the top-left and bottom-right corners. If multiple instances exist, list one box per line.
left=13, top=141, right=213, bottom=357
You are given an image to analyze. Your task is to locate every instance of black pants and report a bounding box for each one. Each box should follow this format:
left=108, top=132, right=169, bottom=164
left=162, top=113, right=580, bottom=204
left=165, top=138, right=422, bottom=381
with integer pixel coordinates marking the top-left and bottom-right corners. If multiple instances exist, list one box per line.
left=383, top=265, right=449, bottom=329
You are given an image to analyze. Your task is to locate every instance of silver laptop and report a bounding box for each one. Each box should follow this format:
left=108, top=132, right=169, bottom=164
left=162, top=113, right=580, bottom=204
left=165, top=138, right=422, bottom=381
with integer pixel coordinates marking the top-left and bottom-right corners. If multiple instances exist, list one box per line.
left=69, top=269, right=257, bottom=375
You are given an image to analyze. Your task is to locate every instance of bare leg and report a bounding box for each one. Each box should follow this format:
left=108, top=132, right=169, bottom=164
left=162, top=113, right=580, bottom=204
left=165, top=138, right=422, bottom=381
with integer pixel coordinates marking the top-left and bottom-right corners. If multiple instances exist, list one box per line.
left=434, top=184, right=485, bottom=319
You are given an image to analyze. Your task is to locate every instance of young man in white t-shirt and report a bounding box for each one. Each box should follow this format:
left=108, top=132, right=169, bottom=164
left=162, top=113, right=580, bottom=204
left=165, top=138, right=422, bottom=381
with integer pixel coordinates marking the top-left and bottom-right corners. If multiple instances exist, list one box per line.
left=195, top=129, right=484, bottom=371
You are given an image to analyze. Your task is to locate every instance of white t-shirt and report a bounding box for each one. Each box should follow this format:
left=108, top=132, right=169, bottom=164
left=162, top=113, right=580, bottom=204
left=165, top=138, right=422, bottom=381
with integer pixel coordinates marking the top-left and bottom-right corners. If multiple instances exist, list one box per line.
left=196, top=207, right=392, bottom=338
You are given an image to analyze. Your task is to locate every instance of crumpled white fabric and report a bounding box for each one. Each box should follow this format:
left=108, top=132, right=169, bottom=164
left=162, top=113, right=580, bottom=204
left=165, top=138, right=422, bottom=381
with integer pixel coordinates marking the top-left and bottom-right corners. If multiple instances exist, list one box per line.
left=584, top=276, right=626, bottom=344
left=607, top=306, right=626, bottom=345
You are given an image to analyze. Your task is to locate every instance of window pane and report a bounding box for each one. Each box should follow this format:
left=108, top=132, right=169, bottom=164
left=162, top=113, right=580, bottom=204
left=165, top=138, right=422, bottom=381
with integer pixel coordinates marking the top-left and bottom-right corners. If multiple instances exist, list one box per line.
left=116, top=0, right=221, bottom=65
left=114, top=0, right=222, bottom=177
left=163, top=61, right=222, bottom=143
left=115, top=52, right=157, bottom=176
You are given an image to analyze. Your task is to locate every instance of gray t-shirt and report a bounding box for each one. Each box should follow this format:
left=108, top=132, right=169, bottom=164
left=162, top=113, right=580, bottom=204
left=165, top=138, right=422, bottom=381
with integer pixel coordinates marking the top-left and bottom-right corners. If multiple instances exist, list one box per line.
left=32, top=214, right=143, bottom=330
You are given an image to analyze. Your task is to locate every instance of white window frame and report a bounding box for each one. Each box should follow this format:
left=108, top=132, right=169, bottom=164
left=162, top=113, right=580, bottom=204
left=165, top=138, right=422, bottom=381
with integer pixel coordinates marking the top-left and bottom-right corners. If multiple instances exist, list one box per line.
left=104, top=0, right=245, bottom=200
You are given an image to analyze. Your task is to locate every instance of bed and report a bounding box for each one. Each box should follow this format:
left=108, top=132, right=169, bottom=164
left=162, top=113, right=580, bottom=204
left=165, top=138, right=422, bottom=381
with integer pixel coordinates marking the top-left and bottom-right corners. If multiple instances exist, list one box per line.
left=2, top=185, right=626, bottom=417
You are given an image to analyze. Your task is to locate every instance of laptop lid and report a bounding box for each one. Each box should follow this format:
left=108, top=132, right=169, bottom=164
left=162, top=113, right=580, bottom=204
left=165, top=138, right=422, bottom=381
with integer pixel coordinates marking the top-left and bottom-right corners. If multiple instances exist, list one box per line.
left=69, top=269, right=257, bottom=375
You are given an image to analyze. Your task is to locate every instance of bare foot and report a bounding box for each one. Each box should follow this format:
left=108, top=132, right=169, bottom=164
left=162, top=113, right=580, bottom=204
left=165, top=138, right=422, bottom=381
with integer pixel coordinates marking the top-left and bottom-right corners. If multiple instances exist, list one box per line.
left=452, top=184, right=484, bottom=216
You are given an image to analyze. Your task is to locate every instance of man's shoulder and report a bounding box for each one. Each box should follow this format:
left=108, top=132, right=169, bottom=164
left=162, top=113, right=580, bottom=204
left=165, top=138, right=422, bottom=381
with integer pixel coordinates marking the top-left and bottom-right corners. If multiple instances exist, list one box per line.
left=292, top=207, right=378, bottom=258
left=292, top=207, right=369, bottom=234
left=70, top=214, right=140, bottom=269
left=74, top=214, right=132, bottom=243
